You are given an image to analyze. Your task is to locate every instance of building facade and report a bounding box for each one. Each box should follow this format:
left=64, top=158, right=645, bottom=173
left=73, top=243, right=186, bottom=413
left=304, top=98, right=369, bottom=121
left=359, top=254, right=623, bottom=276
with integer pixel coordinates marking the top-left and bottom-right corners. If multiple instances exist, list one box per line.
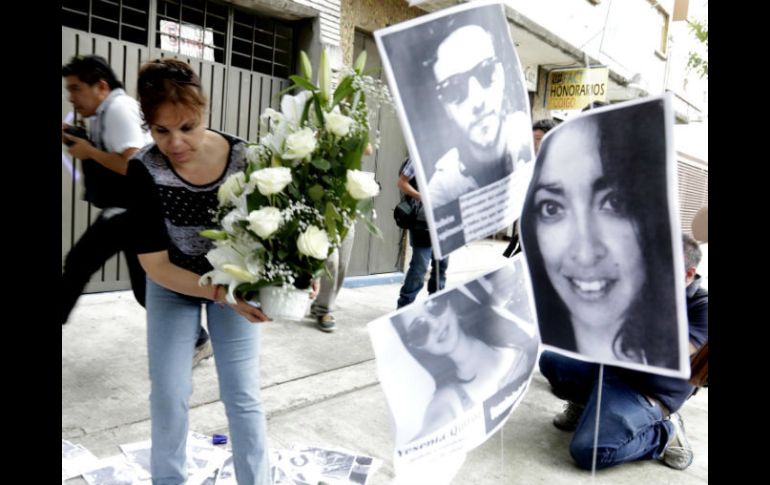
left=62, top=0, right=706, bottom=293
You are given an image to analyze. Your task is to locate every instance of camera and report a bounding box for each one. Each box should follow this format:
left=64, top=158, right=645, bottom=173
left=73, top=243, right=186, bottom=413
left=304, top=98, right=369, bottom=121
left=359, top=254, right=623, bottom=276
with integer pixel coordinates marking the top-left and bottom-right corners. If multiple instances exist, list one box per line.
left=63, top=125, right=89, bottom=147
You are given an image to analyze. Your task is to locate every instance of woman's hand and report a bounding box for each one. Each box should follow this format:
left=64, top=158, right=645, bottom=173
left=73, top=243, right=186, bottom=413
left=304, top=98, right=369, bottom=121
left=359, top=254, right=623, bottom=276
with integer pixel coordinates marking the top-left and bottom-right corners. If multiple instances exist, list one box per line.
left=230, top=298, right=270, bottom=323
left=213, top=285, right=270, bottom=323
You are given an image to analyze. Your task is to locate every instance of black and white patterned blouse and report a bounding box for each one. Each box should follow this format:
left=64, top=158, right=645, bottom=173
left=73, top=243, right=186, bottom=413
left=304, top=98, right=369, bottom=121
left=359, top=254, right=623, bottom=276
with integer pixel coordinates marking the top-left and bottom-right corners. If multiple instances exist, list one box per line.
left=127, top=129, right=246, bottom=276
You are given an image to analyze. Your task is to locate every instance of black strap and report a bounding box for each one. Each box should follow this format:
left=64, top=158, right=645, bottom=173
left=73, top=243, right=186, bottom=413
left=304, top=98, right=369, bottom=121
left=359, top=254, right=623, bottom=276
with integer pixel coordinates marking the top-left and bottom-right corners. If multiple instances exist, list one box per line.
left=502, top=234, right=520, bottom=258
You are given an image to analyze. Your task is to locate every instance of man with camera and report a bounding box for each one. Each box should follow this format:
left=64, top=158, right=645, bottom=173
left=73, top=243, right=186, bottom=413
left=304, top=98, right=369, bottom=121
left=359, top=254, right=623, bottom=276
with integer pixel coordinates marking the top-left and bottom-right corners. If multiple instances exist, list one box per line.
left=61, top=55, right=213, bottom=366
left=61, top=55, right=148, bottom=319
left=395, top=158, right=448, bottom=308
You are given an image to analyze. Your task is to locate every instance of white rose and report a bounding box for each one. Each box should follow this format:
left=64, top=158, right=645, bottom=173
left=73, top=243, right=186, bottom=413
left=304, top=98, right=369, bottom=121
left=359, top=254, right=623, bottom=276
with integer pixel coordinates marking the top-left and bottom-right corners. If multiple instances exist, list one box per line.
left=248, top=207, right=282, bottom=238
left=346, top=170, right=380, bottom=199
left=283, top=127, right=317, bottom=160
left=251, top=167, right=292, bottom=195
left=326, top=112, right=354, bottom=137
left=297, top=226, right=330, bottom=260
left=218, top=172, right=246, bottom=206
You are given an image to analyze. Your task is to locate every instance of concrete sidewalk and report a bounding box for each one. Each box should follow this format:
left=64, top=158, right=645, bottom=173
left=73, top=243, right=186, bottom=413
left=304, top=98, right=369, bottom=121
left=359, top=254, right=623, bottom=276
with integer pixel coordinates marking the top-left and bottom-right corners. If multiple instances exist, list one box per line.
left=62, top=239, right=707, bottom=484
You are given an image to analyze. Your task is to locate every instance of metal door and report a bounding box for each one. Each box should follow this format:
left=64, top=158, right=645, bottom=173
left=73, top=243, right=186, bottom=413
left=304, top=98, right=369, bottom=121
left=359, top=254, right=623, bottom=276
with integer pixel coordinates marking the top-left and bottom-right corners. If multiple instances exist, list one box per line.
left=348, top=30, right=409, bottom=276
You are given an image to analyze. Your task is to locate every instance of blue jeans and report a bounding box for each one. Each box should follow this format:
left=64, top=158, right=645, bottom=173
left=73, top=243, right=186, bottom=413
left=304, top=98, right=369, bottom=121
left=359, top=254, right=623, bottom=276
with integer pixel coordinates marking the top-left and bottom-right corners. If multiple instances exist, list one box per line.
left=539, top=351, right=674, bottom=470
left=146, top=280, right=269, bottom=485
left=397, top=237, right=448, bottom=308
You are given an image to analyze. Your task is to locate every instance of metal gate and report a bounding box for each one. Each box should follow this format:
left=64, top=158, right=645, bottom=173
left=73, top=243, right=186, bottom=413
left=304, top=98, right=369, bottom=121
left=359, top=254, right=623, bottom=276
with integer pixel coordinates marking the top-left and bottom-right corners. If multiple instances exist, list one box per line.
left=348, top=30, right=409, bottom=277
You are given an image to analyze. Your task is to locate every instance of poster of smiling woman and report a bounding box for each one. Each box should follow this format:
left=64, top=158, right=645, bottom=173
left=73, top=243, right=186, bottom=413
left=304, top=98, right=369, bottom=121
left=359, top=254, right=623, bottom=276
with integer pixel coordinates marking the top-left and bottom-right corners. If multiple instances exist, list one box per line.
left=375, top=0, right=534, bottom=259
left=520, top=94, right=690, bottom=378
left=368, top=256, right=539, bottom=480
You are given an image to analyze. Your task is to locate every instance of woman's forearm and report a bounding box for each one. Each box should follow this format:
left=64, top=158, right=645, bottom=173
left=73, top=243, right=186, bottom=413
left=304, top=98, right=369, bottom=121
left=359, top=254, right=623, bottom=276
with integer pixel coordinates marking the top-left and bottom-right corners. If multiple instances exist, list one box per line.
left=138, top=251, right=220, bottom=301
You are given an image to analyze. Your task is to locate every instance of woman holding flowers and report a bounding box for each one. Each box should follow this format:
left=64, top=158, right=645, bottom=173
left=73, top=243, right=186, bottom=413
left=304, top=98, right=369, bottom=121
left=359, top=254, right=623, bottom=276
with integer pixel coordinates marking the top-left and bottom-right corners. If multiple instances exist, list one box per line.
left=127, top=58, right=269, bottom=485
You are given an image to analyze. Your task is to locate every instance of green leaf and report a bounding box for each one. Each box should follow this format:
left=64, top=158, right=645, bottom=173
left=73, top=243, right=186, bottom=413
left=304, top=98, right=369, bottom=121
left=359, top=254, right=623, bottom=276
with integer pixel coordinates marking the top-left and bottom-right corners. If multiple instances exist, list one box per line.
left=356, top=196, right=374, bottom=214
left=312, top=92, right=325, bottom=128
left=274, top=83, right=300, bottom=99
left=324, top=202, right=340, bottom=240
left=322, top=264, right=333, bottom=281
left=362, top=216, right=383, bottom=239
left=300, top=96, right=313, bottom=126
left=308, top=184, right=325, bottom=201
left=332, top=76, right=355, bottom=108
left=311, top=158, right=331, bottom=171
left=278, top=249, right=288, bottom=260
left=289, top=75, right=317, bottom=92
left=287, top=183, right=301, bottom=199
left=341, top=135, right=368, bottom=171
left=340, top=136, right=360, bottom=151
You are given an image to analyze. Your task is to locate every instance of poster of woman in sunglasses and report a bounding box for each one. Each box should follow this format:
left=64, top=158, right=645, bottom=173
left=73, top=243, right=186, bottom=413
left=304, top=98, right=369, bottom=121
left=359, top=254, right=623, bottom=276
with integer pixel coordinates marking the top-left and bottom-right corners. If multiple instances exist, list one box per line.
left=368, top=255, right=539, bottom=467
left=375, top=0, right=534, bottom=259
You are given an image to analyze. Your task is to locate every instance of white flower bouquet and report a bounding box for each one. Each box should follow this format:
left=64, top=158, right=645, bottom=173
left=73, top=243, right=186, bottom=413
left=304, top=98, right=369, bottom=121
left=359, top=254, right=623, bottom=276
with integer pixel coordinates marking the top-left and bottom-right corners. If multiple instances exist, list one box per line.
left=200, top=50, right=388, bottom=304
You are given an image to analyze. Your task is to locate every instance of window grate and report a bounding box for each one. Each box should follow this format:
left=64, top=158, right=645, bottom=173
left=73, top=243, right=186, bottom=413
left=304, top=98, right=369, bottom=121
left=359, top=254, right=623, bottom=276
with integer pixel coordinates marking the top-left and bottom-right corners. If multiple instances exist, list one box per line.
left=231, top=7, right=293, bottom=77
left=156, top=0, right=228, bottom=64
left=62, top=0, right=150, bottom=46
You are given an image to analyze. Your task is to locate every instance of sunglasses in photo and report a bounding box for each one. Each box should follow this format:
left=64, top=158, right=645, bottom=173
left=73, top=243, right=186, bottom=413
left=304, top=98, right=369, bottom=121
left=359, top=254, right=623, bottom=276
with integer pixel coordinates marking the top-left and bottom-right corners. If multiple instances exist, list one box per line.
left=435, top=57, right=500, bottom=104
left=404, top=297, right=450, bottom=348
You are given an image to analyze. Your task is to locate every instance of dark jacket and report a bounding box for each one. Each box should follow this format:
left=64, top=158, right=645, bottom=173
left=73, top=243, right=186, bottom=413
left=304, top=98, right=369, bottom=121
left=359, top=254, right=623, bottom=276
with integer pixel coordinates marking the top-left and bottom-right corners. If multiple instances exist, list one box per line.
left=399, top=159, right=431, bottom=247
left=619, top=275, right=708, bottom=413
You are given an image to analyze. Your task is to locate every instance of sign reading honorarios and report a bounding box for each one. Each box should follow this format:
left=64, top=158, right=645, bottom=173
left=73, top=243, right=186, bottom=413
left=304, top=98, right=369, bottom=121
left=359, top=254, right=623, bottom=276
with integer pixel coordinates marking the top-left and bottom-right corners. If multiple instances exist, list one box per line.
left=546, top=66, right=609, bottom=110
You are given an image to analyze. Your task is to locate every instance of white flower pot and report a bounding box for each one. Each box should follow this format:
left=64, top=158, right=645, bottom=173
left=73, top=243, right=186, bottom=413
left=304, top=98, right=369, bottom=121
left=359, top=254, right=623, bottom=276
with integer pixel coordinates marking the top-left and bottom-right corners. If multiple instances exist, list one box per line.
left=257, top=286, right=312, bottom=321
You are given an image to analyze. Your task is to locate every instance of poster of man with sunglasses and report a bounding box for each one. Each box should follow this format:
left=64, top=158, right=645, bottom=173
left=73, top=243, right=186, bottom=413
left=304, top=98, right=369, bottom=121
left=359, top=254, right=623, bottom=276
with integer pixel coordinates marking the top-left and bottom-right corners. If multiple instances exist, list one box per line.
left=376, top=0, right=533, bottom=258
left=368, top=256, right=539, bottom=473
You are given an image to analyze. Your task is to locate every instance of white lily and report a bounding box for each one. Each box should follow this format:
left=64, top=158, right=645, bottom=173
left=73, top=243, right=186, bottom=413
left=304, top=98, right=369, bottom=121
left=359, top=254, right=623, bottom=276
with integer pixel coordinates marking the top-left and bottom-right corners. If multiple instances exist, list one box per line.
left=280, top=90, right=312, bottom=127
left=200, top=239, right=264, bottom=304
left=221, top=207, right=248, bottom=233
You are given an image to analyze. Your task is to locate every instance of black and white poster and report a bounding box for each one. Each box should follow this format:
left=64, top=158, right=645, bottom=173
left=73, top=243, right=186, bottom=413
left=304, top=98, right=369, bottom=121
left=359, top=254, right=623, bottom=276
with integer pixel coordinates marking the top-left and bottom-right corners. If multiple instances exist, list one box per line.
left=270, top=446, right=381, bottom=485
left=520, top=94, right=690, bottom=377
left=375, top=0, right=534, bottom=258
left=368, top=256, right=539, bottom=477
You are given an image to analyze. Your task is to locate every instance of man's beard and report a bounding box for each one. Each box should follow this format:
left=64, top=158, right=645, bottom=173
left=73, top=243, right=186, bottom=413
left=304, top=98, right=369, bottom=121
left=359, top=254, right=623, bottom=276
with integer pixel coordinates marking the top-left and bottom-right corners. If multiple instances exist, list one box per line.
left=459, top=117, right=511, bottom=187
left=468, top=113, right=503, bottom=153
left=465, top=118, right=504, bottom=161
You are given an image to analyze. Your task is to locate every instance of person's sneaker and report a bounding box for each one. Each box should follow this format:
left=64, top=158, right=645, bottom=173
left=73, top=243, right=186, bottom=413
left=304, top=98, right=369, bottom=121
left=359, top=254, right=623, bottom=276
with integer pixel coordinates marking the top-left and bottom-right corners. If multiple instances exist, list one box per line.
left=317, top=313, right=336, bottom=333
left=660, top=412, right=694, bottom=470
left=192, top=340, right=213, bottom=368
left=553, top=401, right=585, bottom=431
